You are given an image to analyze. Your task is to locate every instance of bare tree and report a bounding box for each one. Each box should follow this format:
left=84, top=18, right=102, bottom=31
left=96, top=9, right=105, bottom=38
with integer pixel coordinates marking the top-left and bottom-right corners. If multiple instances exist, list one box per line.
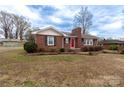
left=0, top=11, right=31, bottom=40
left=19, top=17, right=30, bottom=40
left=13, top=14, right=20, bottom=39
left=0, top=11, right=14, bottom=39
left=73, top=6, right=93, bottom=34
left=13, top=15, right=30, bottom=40
left=25, top=29, right=35, bottom=42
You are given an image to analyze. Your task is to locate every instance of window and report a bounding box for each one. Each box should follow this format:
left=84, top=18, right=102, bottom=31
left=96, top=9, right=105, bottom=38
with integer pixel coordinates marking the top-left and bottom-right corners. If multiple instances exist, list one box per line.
left=65, top=38, right=69, bottom=44
left=87, top=40, right=89, bottom=45
left=47, top=36, right=54, bottom=46
left=83, top=39, right=86, bottom=45
left=89, top=39, right=93, bottom=45
left=84, top=39, right=87, bottom=45
left=84, top=39, right=93, bottom=45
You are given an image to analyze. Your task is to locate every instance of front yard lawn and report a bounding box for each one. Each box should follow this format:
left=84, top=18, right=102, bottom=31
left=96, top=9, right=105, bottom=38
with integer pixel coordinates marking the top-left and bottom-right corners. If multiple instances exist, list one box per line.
left=0, top=47, right=124, bottom=86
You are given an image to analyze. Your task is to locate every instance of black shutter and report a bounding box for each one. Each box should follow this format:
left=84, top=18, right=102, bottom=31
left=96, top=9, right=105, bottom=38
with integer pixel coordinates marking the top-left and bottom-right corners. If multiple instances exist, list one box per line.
left=54, top=36, right=56, bottom=46
left=45, top=35, right=47, bottom=46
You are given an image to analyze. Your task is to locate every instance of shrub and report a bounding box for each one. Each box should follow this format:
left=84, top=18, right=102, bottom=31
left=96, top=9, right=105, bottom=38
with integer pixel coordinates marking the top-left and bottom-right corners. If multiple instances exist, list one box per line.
left=24, top=42, right=37, bottom=53
left=94, top=46, right=103, bottom=51
left=99, top=46, right=103, bottom=51
left=59, top=48, right=65, bottom=52
left=49, top=48, right=57, bottom=52
left=120, top=50, right=124, bottom=54
left=37, top=48, right=45, bottom=52
left=89, top=52, right=93, bottom=55
left=88, top=46, right=94, bottom=51
left=66, top=48, right=75, bottom=52
left=81, top=46, right=88, bottom=52
left=81, top=46, right=103, bottom=52
left=109, top=44, right=118, bottom=50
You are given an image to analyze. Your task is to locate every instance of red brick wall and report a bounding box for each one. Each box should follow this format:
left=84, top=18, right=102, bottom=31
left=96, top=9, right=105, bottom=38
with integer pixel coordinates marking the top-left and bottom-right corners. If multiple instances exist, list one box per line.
left=35, top=34, right=63, bottom=50
left=71, top=27, right=81, bottom=48
left=102, top=44, right=110, bottom=49
left=103, top=43, right=124, bottom=50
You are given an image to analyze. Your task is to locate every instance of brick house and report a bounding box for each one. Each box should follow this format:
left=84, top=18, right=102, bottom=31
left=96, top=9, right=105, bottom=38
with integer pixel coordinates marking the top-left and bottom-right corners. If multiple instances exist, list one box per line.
left=32, top=26, right=98, bottom=50
left=99, top=39, right=124, bottom=50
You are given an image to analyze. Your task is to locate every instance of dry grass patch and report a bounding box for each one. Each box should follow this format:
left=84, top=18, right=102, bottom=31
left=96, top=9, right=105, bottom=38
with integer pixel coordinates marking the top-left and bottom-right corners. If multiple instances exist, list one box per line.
left=0, top=47, right=124, bottom=86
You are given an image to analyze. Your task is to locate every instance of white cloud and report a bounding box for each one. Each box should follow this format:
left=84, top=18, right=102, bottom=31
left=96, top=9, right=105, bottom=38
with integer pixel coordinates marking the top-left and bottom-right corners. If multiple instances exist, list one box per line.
left=0, top=5, right=42, bottom=21
left=100, top=20, right=123, bottom=31
left=13, top=5, right=41, bottom=20
left=0, top=6, right=16, bottom=13
left=51, top=5, right=78, bottom=19
left=89, top=31, right=98, bottom=36
left=0, top=5, right=124, bottom=39
left=48, top=16, right=63, bottom=24
left=0, top=34, right=4, bottom=38
left=0, top=5, right=43, bottom=28
left=52, top=5, right=66, bottom=10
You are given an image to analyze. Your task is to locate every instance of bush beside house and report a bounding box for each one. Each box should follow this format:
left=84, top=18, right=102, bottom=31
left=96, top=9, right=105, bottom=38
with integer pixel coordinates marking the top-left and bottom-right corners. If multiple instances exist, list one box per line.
left=120, top=50, right=124, bottom=54
left=109, top=44, right=118, bottom=50
left=24, top=42, right=37, bottom=53
left=24, top=45, right=103, bottom=55
left=81, top=46, right=103, bottom=52
left=59, top=48, right=65, bottom=52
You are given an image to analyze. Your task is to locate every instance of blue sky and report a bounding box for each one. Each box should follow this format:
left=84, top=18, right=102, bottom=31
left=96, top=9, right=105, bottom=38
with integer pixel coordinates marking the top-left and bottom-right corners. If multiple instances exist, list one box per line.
left=0, top=5, right=124, bottom=39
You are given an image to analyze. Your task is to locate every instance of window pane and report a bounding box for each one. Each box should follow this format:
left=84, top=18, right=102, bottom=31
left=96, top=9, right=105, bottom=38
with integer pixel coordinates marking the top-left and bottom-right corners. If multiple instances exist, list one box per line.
left=49, top=37, right=53, bottom=44
left=47, top=36, right=54, bottom=45
left=65, top=38, right=69, bottom=44
left=87, top=40, right=89, bottom=45
left=89, top=40, right=93, bottom=45
left=84, top=39, right=93, bottom=45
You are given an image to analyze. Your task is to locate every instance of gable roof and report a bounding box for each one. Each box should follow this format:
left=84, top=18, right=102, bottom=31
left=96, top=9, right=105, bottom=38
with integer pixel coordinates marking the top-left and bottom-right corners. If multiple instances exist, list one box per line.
left=35, top=26, right=64, bottom=36
left=32, top=26, right=98, bottom=39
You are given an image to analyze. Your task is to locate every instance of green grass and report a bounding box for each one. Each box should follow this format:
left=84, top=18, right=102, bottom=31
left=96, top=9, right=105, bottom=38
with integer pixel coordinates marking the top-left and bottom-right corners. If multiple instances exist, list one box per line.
left=3, top=49, right=87, bottom=62
left=22, top=80, right=37, bottom=87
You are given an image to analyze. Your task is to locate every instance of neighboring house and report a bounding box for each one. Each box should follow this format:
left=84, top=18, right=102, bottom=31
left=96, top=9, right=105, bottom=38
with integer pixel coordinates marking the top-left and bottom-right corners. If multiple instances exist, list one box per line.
left=0, top=39, right=22, bottom=47
left=99, top=39, right=124, bottom=50
left=32, top=26, right=98, bottom=50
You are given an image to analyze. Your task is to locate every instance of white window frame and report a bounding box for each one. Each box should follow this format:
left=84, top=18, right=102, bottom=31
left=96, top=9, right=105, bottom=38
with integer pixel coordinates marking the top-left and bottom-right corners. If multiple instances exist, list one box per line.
left=47, top=36, right=54, bottom=46
left=84, top=39, right=93, bottom=45
left=89, top=39, right=93, bottom=45
left=65, top=38, right=69, bottom=44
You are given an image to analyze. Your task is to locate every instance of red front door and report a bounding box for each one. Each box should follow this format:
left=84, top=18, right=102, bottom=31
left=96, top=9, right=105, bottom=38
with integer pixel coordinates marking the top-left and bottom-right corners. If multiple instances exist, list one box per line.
left=70, top=38, right=75, bottom=49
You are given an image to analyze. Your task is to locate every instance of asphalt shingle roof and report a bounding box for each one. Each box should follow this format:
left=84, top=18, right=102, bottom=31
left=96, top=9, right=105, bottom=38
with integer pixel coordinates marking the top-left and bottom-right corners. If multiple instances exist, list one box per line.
left=62, top=32, right=98, bottom=39
left=100, top=40, right=124, bottom=44
left=81, top=34, right=98, bottom=39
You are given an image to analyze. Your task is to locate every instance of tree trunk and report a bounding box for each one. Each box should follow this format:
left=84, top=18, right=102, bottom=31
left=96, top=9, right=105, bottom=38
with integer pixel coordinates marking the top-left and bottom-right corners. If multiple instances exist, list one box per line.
left=15, top=30, right=18, bottom=39
left=83, top=29, right=85, bottom=34
left=19, top=30, right=23, bottom=40
left=9, top=32, right=13, bottom=39
left=4, top=28, right=8, bottom=39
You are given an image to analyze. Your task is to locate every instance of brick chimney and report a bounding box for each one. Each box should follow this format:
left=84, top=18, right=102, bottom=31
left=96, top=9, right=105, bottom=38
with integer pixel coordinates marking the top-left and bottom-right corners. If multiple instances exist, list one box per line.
left=71, top=27, right=82, bottom=48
